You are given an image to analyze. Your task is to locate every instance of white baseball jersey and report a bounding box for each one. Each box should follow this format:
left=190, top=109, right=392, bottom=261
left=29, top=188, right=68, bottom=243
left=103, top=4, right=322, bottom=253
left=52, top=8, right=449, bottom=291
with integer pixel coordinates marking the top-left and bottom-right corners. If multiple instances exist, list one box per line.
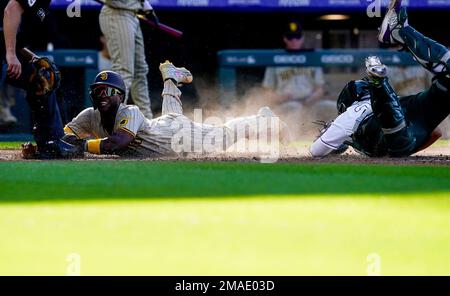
left=263, top=66, right=324, bottom=101
left=310, top=99, right=373, bottom=157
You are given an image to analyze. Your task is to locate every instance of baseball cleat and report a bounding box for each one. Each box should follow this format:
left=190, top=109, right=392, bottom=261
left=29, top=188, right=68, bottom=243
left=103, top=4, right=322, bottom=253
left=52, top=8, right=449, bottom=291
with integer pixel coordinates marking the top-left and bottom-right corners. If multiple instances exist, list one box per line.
left=257, top=106, right=275, bottom=117
left=159, top=60, right=193, bottom=85
left=365, top=56, right=388, bottom=79
left=378, top=0, right=408, bottom=45
left=257, top=106, right=291, bottom=144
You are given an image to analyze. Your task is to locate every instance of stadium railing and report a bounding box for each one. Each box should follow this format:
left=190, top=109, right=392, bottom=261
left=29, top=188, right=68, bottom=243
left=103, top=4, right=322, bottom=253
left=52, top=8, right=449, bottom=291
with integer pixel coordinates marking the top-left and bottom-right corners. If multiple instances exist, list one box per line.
left=217, top=49, right=417, bottom=105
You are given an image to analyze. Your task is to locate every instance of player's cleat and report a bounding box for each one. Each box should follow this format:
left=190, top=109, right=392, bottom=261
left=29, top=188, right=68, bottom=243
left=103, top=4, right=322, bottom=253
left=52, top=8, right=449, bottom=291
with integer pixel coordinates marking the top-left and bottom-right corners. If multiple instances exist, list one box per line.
left=257, top=106, right=292, bottom=144
left=159, top=60, right=193, bottom=86
left=257, top=106, right=275, bottom=117
left=365, top=56, right=388, bottom=80
left=378, top=0, right=408, bottom=45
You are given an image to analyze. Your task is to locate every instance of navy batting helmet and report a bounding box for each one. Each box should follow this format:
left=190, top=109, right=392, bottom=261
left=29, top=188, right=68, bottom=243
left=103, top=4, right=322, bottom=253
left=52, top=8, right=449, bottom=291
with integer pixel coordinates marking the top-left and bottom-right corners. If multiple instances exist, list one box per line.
left=90, top=70, right=126, bottom=94
left=337, top=79, right=371, bottom=114
left=89, top=71, right=126, bottom=110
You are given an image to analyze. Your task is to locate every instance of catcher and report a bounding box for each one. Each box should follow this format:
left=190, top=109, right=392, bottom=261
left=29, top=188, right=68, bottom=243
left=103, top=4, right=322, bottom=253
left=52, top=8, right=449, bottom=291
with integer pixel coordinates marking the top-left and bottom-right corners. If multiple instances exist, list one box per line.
left=2, top=0, right=79, bottom=158
left=311, top=0, right=449, bottom=157
left=60, top=61, right=287, bottom=158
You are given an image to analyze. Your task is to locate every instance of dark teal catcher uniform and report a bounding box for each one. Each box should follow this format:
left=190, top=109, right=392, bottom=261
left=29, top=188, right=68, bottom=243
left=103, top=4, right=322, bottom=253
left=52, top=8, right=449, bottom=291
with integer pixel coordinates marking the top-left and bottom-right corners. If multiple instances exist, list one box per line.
left=351, top=76, right=450, bottom=157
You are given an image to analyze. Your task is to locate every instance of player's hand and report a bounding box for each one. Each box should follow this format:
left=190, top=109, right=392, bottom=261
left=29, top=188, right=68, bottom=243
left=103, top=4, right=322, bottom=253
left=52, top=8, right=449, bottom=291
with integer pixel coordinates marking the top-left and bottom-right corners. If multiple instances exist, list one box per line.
left=143, top=0, right=153, bottom=11
left=6, top=53, right=22, bottom=79
left=139, top=0, right=154, bottom=15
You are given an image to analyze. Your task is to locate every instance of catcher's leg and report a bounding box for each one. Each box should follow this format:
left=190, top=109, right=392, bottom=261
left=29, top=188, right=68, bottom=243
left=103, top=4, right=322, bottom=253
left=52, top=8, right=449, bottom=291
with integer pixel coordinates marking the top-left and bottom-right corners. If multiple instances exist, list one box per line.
left=159, top=61, right=193, bottom=116
left=366, top=57, right=416, bottom=157
left=379, top=0, right=450, bottom=77
left=399, top=76, right=450, bottom=149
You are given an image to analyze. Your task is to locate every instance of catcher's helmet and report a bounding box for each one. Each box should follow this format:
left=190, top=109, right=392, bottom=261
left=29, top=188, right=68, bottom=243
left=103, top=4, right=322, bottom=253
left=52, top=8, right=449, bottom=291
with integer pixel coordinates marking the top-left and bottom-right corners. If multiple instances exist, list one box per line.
left=90, top=70, right=126, bottom=95
left=336, top=79, right=371, bottom=114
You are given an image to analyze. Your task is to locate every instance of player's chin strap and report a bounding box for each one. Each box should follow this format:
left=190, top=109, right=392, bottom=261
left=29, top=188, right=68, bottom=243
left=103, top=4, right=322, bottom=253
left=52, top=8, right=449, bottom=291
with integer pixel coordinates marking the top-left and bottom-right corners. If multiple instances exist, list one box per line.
left=395, top=8, right=450, bottom=78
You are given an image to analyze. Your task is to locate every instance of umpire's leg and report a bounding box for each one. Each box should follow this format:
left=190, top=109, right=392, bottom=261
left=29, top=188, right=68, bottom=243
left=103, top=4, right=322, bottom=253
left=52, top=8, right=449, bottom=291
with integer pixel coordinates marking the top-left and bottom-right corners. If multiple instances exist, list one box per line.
left=6, top=59, right=69, bottom=157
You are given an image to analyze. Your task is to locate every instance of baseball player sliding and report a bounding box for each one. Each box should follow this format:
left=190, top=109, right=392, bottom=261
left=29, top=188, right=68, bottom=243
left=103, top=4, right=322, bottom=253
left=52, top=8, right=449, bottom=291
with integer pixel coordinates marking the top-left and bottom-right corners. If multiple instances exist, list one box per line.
left=57, top=61, right=287, bottom=158
left=311, top=0, right=450, bottom=157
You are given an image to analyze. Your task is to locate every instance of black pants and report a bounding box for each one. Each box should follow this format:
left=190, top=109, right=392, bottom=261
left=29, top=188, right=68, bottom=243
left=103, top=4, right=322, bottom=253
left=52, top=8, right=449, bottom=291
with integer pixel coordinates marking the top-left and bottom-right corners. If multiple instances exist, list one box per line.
left=400, top=76, right=450, bottom=152
left=1, top=54, right=64, bottom=148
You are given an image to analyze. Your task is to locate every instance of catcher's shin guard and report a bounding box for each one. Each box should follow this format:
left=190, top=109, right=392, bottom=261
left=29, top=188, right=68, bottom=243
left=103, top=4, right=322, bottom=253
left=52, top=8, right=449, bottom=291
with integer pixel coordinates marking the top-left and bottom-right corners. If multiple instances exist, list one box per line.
left=399, top=26, right=450, bottom=77
left=390, top=8, right=450, bottom=77
left=370, top=79, right=416, bottom=156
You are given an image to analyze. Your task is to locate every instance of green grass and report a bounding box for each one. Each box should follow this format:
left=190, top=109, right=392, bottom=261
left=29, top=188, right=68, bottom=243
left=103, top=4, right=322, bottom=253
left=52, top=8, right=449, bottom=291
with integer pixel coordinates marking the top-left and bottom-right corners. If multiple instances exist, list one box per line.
left=0, top=142, right=24, bottom=150
left=0, top=161, right=449, bottom=275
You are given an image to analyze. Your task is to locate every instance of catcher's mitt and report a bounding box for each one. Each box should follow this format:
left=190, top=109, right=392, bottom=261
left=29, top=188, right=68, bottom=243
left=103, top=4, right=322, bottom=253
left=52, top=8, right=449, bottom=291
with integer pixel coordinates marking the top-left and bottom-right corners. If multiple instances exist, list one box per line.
left=313, top=120, right=333, bottom=140
left=312, top=120, right=349, bottom=155
left=29, top=57, right=61, bottom=96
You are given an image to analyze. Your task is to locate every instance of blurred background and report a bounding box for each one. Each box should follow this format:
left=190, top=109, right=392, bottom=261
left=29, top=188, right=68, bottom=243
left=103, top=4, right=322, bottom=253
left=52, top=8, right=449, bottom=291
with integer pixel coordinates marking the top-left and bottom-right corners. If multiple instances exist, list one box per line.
left=1, top=0, right=449, bottom=139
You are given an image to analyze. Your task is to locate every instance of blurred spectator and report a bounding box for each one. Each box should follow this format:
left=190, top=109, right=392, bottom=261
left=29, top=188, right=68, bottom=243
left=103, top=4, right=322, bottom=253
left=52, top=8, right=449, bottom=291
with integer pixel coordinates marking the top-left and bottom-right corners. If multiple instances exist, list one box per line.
left=0, top=83, right=18, bottom=128
left=98, top=34, right=112, bottom=71
left=262, top=21, right=335, bottom=139
left=387, top=53, right=433, bottom=96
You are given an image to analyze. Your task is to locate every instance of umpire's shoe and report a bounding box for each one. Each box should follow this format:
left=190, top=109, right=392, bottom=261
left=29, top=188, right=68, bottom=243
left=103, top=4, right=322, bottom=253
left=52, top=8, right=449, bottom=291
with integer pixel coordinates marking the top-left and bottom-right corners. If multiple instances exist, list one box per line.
left=38, top=139, right=83, bottom=159
left=159, top=60, right=193, bottom=86
left=378, top=0, right=408, bottom=45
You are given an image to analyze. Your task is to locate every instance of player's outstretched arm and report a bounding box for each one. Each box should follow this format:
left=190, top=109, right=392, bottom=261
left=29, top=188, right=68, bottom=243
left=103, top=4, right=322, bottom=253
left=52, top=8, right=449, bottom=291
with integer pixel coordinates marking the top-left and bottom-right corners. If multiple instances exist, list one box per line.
left=3, top=0, right=24, bottom=79
left=310, top=123, right=347, bottom=157
left=84, top=130, right=135, bottom=155
left=310, top=109, right=357, bottom=157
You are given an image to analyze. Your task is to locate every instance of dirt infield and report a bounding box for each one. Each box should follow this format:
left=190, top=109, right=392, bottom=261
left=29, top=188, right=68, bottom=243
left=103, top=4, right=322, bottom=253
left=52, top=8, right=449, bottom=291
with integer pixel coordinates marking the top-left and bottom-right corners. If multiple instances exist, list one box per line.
left=1, top=145, right=449, bottom=165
